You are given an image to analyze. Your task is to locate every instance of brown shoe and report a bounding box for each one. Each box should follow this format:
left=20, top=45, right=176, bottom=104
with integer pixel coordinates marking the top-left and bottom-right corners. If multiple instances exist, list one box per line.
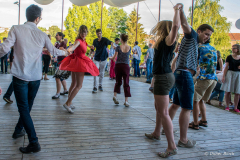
left=44, top=77, right=49, bottom=80
left=145, top=133, right=160, bottom=140
left=219, top=102, right=224, bottom=107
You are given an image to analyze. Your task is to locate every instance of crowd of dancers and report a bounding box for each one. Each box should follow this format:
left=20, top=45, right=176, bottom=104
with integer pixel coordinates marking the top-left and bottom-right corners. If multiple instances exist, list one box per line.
left=0, top=3, right=240, bottom=158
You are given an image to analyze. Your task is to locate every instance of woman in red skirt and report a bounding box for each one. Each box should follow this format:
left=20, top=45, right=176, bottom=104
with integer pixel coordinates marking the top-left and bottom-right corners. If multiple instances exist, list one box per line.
left=59, top=25, right=99, bottom=113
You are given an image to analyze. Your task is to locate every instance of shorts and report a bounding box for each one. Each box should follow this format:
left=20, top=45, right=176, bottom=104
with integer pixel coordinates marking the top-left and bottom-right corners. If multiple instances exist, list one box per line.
left=153, top=72, right=175, bottom=95
left=173, top=70, right=194, bottom=110
left=194, top=79, right=217, bottom=102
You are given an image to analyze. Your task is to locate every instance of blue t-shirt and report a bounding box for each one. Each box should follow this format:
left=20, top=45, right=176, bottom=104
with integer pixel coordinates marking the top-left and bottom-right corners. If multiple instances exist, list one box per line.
left=197, top=43, right=218, bottom=80
left=147, top=48, right=154, bottom=60
left=176, top=28, right=199, bottom=74
left=93, top=37, right=112, bottom=61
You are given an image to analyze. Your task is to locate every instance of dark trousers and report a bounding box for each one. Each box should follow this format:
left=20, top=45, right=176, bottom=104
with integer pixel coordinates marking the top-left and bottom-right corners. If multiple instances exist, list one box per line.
left=42, top=54, right=51, bottom=74
left=1, top=54, right=8, bottom=73
left=114, top=64, right=131, bottom=97
left=133, top=58, right=140, bottom=77
left=13, top=76, right=40, bottom=143
left=3, top=81, right=14, bottom=99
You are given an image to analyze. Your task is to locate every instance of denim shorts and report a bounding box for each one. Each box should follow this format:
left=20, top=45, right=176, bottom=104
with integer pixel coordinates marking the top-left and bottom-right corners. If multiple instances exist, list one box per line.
left=173, top=70, right=194, bottom=110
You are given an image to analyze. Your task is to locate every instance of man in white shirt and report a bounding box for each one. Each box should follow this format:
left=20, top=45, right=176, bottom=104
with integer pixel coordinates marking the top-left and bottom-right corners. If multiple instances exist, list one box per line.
left=132, top=41, right=142, bottom=77
left=0, top=4, right=66, bottom=154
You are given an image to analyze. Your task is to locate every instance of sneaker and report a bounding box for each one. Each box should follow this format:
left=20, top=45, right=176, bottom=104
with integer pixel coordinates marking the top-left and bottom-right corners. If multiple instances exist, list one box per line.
left=19, top=142, right=41, bottom=153
left=52, top=94, right=60, bottom=99
left=149, top=87, right=153, bottom=93
left=63, top=104, right=74, bottom=114
left=70, top=104, right=75, bottom=109
left=161, top=129, right=178, bottom=135
left=234, top=109, right=240, bottom=113
left=225, top=107, right=230, bottom=111
left=178, top=139, right=196, bottom=148
left=158, top=148, right=177, bottom=158
left=92, top=87, right=97, bottom=93
left=3, top=97, right=13, bottom=104
left=60, top=91, right=68, bottom=95
left=12, top=129, right=25, bottom=139
left=124, top=101, right=130, bottom=107
left=113, top=96, right=119, bottom=104
left=98, top=86, right=103, bottom=91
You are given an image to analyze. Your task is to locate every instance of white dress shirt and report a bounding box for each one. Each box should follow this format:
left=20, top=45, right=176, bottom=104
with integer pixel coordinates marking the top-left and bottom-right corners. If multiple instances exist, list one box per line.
left=0, top=22, right=65, bottom=81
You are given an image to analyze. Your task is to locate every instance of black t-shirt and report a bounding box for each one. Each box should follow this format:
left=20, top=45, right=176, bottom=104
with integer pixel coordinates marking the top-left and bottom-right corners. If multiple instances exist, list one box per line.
left=152, top=38, right=176, bottom=74
left=93, top=37, right=112, bottom=61
left=226, top=55, right=240, bottom=72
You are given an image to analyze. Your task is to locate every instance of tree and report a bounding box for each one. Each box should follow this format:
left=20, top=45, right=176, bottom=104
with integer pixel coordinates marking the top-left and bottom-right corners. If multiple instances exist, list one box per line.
left=188, top=0, right=231, bottom=59
left=126, top=8, right=147, bottom=63
left=38, top=27, right=47, bottom=33
left=108, top=7, right=128, bottom=39
left=49, top=25, right=61, bottom=39
left=0, top=29, right=9, bottom=41
left=64, top=2, right=112, bottom=51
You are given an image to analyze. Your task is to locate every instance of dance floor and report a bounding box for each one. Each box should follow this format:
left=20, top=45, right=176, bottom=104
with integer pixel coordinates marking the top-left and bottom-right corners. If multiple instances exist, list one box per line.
left=0, top=74, right=240, bottom=159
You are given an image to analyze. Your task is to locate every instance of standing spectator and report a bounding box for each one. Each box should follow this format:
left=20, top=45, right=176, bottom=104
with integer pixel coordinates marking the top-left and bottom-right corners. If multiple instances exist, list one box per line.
left=64, top=38, right=68, bottom=47
left=109, top=38, right=120, bottom=80
left=1, top=37, right=8, bottom=74
left=92, top=29, right=114, bottom=93
left=0, top=4, right=67, bottom=153
left=132, top=41, right=142, bottom=77
left=42, top=34, right=51, bottom=80
left=145, top=43, right=154, bottom=83
left=221, top=44, right=240, bottom=112
left=110, top=34, right=131, bottom=107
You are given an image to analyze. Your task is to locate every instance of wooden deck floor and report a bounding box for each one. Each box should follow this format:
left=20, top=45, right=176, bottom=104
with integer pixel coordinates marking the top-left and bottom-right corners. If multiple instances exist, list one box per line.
left=0, top=74, right=240, bottom=160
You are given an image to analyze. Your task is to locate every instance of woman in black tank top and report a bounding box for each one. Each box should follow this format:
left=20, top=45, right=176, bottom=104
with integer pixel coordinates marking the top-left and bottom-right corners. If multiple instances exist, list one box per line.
left=145, top=4, right=182, bottom=158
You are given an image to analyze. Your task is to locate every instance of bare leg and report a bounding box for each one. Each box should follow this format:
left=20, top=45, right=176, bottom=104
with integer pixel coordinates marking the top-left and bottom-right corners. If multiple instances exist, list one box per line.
left=225, top=92, right=231, bottom=108
left=61, top=80, right=68, bottom=91
left=179, top=108, right=191, bottom=143
left=65, top=72, right=84, bottom=106
left=56, top=78, right=62, bottom=94
left=68, top=73, right=77, bottom=98
left=234, top=94, right=240, bottom=110
left=125, top=97, right=128, bottom=102
left=193, top=101, right=199, bottom=125
left=168, top=103, right=180, bottom=121
left=150, top=77, right=155, bottom=88
left=199, top=100, right=207, bottom=121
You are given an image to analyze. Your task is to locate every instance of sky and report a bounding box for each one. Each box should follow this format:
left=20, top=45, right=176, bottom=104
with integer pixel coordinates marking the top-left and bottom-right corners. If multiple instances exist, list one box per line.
left=0, top=0, right=239, bottom=34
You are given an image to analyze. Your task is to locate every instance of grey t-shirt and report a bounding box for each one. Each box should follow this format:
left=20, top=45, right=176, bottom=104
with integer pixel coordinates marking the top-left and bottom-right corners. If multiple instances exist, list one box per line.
left=147, top=48, right=154, bottom=60
left=115, top=46, right=131, bottom=64
left=132, top=45, right=142, bottom=60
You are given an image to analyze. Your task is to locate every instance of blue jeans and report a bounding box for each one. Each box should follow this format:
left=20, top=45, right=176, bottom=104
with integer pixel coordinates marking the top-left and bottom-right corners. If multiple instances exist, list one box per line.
left=13, top=76, right=40, bottom=143
left=173, top=70, right=194, bottom=110
left=3, top=81, right=13, bottom=99
left=133, top=58, right=140, bottom=77
left=209, top=82, right=225, bottom=102
left=1, top=54, right=8, bottom=73
left=146, top=59, right=153, bottom=80
left=169, top=87, right=175, bottom=99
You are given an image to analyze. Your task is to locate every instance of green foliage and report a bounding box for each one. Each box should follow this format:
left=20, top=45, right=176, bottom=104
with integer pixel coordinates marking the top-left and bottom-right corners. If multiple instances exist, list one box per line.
left=108, top=7, right=128, bottom=39
left=49, top=25, right=61, bottom=39
left=64, top=2, right=112, bottom=54
left=188, top=0, right=232, bottom=59
left=38, top=27, right=47, bottom=33
left=126, top=8, right=147, bottom=63
left=0, top=29, right=8, bottom=41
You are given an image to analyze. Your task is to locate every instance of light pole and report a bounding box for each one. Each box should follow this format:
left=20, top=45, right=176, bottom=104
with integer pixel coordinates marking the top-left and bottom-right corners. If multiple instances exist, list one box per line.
left=14, top=1, right=20, bottom=25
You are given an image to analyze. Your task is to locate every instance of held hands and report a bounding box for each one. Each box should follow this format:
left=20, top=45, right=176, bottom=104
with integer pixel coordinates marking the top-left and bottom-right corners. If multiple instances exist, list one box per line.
left=89, top=45, right=94, bottom=50
left=174, top=3, right=183, bottom=11
left=222, top=76, right=225, bottom=83
left=0, top=86, right=2, bottom=95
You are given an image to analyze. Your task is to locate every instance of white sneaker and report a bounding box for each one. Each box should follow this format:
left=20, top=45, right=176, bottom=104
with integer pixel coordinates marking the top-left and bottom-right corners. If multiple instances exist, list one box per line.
left=113, top=96, right=119, bottom=104
left=124, top=101, right=130, bottom=107
left=63, top=104, right=74, bottom=114
left=70, top=104, right=75, bottom=109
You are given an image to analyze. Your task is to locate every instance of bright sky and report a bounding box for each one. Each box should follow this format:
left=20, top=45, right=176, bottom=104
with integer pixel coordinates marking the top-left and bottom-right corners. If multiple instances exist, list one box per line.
left=0, top=0, right=239, bottom=34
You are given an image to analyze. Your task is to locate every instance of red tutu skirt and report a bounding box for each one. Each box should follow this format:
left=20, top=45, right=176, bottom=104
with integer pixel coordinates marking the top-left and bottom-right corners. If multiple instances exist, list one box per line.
left=59, top=54, right=99, bottom=76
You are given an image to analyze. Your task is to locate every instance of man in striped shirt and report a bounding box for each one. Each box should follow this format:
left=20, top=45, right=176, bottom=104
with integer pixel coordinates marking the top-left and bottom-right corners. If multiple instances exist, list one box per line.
left=168, top=3, right=214, bottom=148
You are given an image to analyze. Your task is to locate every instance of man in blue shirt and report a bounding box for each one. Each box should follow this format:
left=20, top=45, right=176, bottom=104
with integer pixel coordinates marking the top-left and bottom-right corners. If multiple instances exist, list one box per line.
left=145, top=43, right=154, bottom=83
left=92, top=29, right=114, bottom=93
left=132, top=41, right=142, bottom=77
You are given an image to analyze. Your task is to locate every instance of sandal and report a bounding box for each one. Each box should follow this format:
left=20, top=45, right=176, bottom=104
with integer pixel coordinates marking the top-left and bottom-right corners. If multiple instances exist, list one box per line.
left=145, top=133, right=160, bottom=140
left=158, top=148, right=177, bottom=158
left=199, top=120, right=208, bottom=127
left=188, top=121, right=199, bottom=130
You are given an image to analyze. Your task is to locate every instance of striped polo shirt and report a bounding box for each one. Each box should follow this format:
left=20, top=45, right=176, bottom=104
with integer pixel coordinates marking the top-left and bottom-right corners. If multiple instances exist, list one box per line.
left=176, top=28, right=199, bottom=74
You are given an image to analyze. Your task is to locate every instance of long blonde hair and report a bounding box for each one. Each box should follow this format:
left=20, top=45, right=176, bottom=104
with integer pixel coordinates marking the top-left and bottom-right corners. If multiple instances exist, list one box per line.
left=151, top=21, right=179, bottom=49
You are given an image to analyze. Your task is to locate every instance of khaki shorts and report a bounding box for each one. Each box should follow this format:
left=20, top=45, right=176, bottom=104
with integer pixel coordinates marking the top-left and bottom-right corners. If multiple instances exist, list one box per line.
left=194, top=79, right=217, bottom=102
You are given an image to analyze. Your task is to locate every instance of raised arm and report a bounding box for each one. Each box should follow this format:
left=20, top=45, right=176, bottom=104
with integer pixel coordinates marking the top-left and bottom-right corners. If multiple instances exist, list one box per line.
left=0, top=26, right=16, bottom=58
left=67, top=40, right=80, bottom=53
left=165, top=4, right=181, bottom=46
left=179, top=3, right=191, bottom=35
left=171, top=54, right=178, bottom=72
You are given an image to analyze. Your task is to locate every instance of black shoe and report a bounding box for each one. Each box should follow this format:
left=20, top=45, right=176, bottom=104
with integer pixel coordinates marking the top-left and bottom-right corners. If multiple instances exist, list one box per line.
left=98, top=86, right=103, bottom=91
left=19, top=142, right=41, bottom=154
left=52, top=94, right=60, bottom=99
left=92, top=87, right=97, bottom=93
left=60, top=91, right=68, bottom=95
left=12, top=129, right=25, bottom=139
left=3, top=97, right=13, bottom=104
left=146, top=80, right=151, bottom=83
